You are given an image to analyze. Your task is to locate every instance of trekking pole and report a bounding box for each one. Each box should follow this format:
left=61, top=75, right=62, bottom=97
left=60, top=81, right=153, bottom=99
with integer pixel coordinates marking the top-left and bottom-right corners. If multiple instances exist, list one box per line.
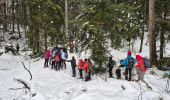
left=165, top=78, right=170, bottom=93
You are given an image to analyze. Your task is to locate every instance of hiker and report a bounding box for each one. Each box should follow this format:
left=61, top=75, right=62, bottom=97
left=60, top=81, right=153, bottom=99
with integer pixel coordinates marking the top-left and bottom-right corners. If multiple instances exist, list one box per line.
left=51, top=56, right=56, bottom=69
left=87, top=59, right=93, bottom=80
left=107, top=56, right=115, bottom=78
left=61, top=48, right=67, bottom=69
left=135, top=54, right=147, bottom=82
left=78, top=59, right=84, bottom=79
left=44, top=49, right=50, bottom=67
left=16, top=43, right=20, bottom=54
left=83, top=59, right=90, bottom=81
left=124, top=51, right=135, bottom=81
left=55, top=54, right=60, bottom=70
left=67, top=56, right=76, bottom=77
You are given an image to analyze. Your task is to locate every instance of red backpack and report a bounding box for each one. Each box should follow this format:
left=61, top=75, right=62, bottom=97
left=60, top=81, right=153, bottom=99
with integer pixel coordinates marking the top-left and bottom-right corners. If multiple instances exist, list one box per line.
left=55, top=55, right=60, bottom=62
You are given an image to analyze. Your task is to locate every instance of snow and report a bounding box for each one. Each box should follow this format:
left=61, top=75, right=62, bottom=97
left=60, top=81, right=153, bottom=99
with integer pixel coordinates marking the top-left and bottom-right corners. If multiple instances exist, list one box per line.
left=0, top=49, right=170, bottom=100
left=0, top=32, right=170, bottom=100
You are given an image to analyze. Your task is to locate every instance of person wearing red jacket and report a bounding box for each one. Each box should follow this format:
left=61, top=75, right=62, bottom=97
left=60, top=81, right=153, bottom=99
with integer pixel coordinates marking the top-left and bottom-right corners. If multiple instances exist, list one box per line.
left=83, top=59, right=90, bottom=81
left=78, top=59, right=84, bottom=79
left=135, top=55, right=147, bottom=82
left=44, top=49, right=51, bottom=67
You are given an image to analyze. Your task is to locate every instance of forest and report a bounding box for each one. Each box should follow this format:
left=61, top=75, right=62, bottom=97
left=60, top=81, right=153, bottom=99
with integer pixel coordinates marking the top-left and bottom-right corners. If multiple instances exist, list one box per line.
left=0, top=0, right=170, bottom=70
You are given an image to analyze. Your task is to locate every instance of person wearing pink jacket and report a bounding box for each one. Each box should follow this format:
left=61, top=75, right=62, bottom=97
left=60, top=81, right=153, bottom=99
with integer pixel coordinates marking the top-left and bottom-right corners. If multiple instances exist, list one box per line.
left=135, top=55, right=147, bottom=82
left=44, top=49, right=51, bottom=67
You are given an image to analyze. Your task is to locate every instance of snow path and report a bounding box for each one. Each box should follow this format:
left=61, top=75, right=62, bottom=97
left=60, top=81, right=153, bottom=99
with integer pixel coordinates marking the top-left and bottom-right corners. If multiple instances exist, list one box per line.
left=0, top=54, right=170, bottom=100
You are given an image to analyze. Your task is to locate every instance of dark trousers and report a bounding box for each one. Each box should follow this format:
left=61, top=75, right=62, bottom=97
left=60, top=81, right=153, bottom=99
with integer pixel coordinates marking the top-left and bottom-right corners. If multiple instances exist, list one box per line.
left=51, top=61, right=55, bottom=69
left=56, top=62, right=60, bottom=70
left=44, top=59, right=49, bottom=67
left=85, top=70, right=91, bottom=81
left=116, top=68, right=121, bottom=79
left=109, top=67, right=113, bottom=77
left=72, top=66, right=76, bottom=77
left=61, top=59, right=66, bottom=69
left=79, top=69, right=83, bottom=79
left=125, top=68, right=132, bottom=81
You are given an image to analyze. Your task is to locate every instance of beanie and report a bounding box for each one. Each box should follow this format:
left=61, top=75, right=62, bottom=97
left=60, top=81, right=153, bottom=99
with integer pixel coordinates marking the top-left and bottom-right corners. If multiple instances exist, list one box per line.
left=127, top=51, right=132, bottom=56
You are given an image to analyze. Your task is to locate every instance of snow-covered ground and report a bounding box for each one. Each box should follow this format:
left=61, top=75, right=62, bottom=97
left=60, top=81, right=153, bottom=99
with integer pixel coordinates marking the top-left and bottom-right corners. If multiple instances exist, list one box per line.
left=0, top=31, right=170, bottom=100
left=0, top=50, right=170, bottom=100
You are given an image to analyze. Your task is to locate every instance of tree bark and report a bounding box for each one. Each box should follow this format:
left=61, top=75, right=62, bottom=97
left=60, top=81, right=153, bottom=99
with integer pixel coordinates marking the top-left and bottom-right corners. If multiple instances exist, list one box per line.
left=149, top=0, right=157, bottom=66
left=139, top=29, right=144, bottom=52
left=160, top=24, right=165, bottom=63
left=16, top=0, right=21, bottom=38
left=65, top=0, right=68, bottom=38
left=12, top=0, right=15, bottom=33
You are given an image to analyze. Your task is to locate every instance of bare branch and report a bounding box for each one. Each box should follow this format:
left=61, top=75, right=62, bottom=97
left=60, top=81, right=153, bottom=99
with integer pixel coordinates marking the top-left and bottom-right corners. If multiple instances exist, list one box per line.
left=9, top=87, right=25, bottom=91
left=15, top=79, right=30, bottom=91
left=22, top=62, right=32, bottom=80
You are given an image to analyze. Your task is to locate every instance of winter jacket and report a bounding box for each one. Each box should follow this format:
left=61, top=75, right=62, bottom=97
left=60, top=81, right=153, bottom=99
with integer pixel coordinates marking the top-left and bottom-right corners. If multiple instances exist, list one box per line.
left=83, top=62, right=89, bottom=73
left=135, top=55, right=147, bottom=72
left=61, top=51, right=67, bottom=60
left=107, top=59, right=115, bottom=68
left=67, top=58, right=76, bottom=67
left=124, top=55, right=135, bottom=68
left=78, top=59, right=84, bottom=70
left=44, top=50, right=50, bottom=59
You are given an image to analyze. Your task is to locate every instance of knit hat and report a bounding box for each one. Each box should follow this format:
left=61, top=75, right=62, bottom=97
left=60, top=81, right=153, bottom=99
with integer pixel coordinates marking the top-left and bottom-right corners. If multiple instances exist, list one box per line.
left=127, top=51, right=132, bottom=56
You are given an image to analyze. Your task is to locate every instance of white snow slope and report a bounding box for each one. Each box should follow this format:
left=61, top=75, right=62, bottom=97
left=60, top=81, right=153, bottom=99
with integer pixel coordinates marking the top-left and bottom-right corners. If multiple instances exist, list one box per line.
left=0, top=33, right=170, bottom=100
left=0, top=50, right=170, bottom=100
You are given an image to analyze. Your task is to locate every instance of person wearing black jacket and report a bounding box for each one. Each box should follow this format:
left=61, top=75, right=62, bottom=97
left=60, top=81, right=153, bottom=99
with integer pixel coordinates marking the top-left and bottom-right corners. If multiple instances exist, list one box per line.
left=107, top=56, right=115, bottom=78
left=67, top=56, right=76, bottom=77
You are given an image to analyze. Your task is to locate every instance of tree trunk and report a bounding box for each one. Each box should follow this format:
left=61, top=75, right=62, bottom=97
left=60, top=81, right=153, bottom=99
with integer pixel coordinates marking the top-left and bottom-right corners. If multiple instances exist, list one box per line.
left=12, top=0, right=15, bottom=33
left=149, top=0, right=157, bottom=66
left=44, top=30, right=47, bottom=51
left=36, top=28, right=40, bottom=54
left=139, top=28, right=144, bottom=52
left=160, top=24, right=165, bottom=63
left=139, top=1, right=146, bottom=53
left=3, top=2, right=7, bottom=32
left=16, top=0, right=21, bottom=38
left=160, top=2, right=168, bottom=65
left=65, top=0, right=68, bottom=38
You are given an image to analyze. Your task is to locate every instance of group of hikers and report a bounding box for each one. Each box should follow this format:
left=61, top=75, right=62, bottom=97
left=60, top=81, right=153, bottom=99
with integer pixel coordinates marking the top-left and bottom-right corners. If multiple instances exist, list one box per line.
left=108, top=51, right=148, bottom=82
left=44, top=47, right=148, bottom=82
left=43, top=46, right=93, bottom=81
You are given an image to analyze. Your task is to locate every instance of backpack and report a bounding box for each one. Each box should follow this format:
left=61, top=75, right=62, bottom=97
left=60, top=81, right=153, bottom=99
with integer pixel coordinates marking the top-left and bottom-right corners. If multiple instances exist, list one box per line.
left=143, top=57, right=150, bottom=68
left=128, top=58, right=134, bottom=68
left=55, top=55, right=60, bottom=62
left=108, top=60, right=116, bottom=67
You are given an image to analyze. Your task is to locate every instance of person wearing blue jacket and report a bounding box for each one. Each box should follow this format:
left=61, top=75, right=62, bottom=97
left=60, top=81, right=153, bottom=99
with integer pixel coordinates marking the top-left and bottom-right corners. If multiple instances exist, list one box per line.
left=123, top=51, right=135, bottom=81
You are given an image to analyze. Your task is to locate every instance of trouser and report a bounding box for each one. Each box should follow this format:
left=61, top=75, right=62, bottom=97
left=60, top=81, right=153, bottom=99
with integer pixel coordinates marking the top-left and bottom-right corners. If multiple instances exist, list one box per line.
left=61, top=59, right=66, bottom=69
left=125, top=68, right=132, bottom=81
left=51, top=61, right=55, bottom=69
left=55, top=62, right=60, bottom=70
left=44, top=59, right=49, bottom=67
left=116, top=68, right=121, bottom=79
left=85, top=70, right=91, bottom=81
left=109, top=67, right=113, bottom=77
left=136, top=68, right=145, bottom=81
left=79, top=69, right=83, bottom=79
left=72, top=66, right=76, bottom=77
